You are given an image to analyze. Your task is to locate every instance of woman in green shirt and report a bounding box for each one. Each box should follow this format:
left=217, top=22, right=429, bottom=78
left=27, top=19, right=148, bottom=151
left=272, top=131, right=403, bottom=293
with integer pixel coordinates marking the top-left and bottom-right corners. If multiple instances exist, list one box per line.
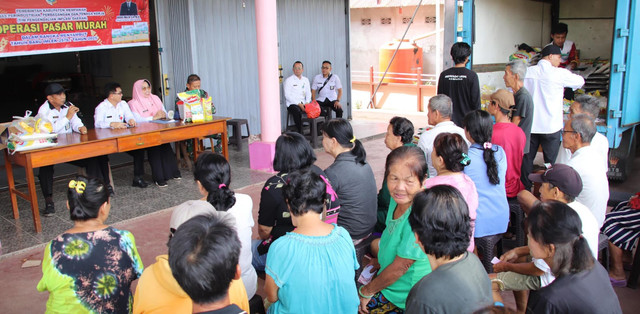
left=37, top=176, right=143, bottom=313
left=359, top=146, right=431, bottom=313
left=376, top=116, right=416, bottom=233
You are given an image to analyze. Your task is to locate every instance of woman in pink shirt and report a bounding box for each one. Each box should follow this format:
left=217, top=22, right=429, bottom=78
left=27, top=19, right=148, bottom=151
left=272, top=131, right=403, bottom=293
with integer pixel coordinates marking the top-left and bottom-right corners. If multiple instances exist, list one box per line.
left=128, top=79, right=181, bottom=187
left=423, top=132, right=478, bottom=252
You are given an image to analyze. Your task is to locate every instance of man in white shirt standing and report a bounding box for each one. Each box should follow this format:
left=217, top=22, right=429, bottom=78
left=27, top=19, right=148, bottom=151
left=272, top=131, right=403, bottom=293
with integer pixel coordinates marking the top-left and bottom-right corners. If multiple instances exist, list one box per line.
left=522, top=45, right=584, bottom=190
left=563, top=114, right=609, bottom=226
left=37, top=83, right=111, bottom=216
left=312, top=60, right=343, bottom=119
left=284, top=61, right=311, bottom=134
left=555, top=94, right=609, bottom=169
left=417, top=94, right=470, bottom=177
left=94, top=82, right=149, bottom=189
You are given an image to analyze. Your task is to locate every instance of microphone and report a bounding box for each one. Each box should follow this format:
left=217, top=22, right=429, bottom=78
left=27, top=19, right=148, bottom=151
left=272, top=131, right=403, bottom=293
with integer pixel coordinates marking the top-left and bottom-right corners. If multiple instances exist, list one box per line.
left=65, top=101, right=83, bottom=118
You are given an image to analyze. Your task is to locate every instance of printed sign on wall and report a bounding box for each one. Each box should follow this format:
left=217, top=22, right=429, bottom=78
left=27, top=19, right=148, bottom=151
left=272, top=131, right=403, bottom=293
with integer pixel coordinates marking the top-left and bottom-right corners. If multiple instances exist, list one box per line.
left=0, top=0, right=150, bottom=57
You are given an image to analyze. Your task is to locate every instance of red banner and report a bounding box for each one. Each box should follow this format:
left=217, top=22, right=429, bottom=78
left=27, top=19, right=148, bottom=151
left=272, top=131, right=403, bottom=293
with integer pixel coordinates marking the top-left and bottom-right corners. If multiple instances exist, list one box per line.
left=0, top=0, right=150, bottom=57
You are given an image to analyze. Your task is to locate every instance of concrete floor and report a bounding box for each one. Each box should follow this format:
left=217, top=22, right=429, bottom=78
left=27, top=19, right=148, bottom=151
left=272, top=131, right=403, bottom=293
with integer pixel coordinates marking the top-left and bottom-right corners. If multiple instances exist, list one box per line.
left=1, top=112, right=639, bottom=313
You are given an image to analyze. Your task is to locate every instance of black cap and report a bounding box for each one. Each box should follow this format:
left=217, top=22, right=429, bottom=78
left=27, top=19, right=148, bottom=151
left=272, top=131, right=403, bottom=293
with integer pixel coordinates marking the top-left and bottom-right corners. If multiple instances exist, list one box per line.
left=528, top=164, right=583, bottom=198
left=44, top=83, right=66, bottom=96
left=541, top=45, right=562, bottom=57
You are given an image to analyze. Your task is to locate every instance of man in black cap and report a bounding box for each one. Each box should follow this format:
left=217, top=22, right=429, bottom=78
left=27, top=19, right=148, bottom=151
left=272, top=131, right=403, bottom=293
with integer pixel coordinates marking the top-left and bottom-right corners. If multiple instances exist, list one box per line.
left=37, top=83, right=112, bottom=216
left=491, top=163, right=599, bottom=312
left=520, top=45, right=585, bottom=190
left=517, top=163, right=599, bottom=255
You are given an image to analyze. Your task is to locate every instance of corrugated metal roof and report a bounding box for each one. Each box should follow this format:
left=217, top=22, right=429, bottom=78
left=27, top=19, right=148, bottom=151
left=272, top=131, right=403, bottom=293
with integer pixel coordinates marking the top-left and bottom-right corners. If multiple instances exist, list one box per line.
left=350, top=0, right=438, bottom=8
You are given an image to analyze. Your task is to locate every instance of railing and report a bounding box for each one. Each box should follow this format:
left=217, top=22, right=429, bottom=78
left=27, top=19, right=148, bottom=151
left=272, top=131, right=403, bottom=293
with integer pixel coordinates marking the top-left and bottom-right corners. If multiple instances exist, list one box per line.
left=352, top=66, right=438, bottom=111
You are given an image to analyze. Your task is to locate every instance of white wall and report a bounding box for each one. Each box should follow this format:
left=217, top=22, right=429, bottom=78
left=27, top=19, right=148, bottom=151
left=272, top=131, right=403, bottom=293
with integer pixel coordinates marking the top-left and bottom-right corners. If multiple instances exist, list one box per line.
left=558, top=0, right=615, bottom=59
left=94, top=47, right=152, bottom=98
left=350, top=5, right=444, bottom=74
left=473, top=0, right=549, bottom=64
left=473, top=0, right=614, bottom=65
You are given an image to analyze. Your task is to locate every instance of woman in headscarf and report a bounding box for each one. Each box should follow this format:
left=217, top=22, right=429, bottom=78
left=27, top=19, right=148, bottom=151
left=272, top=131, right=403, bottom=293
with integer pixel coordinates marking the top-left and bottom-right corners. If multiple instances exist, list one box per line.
left=128, top=79, right=181, bottom=187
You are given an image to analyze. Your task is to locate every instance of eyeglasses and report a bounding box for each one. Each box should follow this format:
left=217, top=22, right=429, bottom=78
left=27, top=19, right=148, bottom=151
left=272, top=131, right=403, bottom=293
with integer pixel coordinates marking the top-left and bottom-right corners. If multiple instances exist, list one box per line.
left=321, top=66, right=330, bottom=69
left=562, top=129, right=577, bottom=133
left=141, top=86, right=151, bottom=91
left=112, top=92, right=123, bottom=95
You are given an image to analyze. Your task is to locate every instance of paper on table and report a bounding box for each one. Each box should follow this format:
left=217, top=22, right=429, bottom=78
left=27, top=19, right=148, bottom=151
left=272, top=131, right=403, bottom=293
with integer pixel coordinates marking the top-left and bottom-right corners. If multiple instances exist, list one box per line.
left=22, top=259, right=41, bottom=268
left=150, top=118, right=175, bottom=124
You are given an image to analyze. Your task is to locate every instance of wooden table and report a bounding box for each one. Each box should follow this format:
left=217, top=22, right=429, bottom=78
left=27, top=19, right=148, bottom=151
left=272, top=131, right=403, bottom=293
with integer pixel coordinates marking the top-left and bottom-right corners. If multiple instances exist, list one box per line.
left=3, top=117, right=229, bottom=232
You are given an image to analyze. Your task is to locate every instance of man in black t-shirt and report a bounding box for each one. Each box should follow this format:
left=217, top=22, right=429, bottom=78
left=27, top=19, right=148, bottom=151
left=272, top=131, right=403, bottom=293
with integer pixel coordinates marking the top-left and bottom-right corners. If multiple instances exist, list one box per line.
left=437, top=42, right=481, bottom=126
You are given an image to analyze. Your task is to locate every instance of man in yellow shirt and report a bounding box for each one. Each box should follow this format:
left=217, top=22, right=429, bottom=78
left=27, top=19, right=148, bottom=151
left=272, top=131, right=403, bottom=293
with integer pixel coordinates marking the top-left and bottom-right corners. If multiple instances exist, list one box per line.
left=133, top=211, right=249, bottom=313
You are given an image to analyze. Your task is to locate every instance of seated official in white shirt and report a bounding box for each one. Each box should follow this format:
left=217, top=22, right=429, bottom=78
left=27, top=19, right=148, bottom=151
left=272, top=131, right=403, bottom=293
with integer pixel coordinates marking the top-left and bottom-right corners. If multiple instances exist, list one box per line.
left=94, top=82, right=149, bottom=189
left=37, top=83, right=111, bottom=217
left=284, top=61, right=311, bottom=134
left=312, top=60, right=343, bottom=119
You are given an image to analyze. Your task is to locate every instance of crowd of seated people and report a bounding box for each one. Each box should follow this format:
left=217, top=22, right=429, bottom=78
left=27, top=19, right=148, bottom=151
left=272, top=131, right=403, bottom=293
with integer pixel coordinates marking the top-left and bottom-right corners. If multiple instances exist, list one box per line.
left=34, top=47, right=629, bottom=312
left=36, top=112, right=625, bottom=314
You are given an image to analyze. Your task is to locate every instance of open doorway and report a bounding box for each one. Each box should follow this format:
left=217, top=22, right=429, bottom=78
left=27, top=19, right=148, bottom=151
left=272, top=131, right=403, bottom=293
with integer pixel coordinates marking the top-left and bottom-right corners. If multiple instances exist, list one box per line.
left=0, top=0, right=163, bottom=126
left=0, top=47, right=155, bottom=126
left=0, top=0, right=162, bottom=190
left=349, top=1, right=445, bottom=118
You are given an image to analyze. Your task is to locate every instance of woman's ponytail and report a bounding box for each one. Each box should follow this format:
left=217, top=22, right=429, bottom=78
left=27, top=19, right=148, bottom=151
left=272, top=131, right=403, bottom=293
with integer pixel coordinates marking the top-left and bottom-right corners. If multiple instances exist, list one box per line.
left=483, top=143, right=500, bottom=185
left=352, top=139, right=366, bottom=165
left=571, top=236, right=594, bottom=273
left=323, top=119, right=368, bottom=165
left=463, top=111, right=500, bottom=185
left=194, top=152, right=236, bottom=212
left=67, top=175, right=109, bottom=221
left=206, top=184, right=236, bottom=212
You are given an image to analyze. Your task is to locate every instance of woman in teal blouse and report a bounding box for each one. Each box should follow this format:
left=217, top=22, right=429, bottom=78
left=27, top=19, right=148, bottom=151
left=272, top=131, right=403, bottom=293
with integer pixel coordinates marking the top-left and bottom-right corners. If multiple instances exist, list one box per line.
left=265, top=170, right=359, bottom=313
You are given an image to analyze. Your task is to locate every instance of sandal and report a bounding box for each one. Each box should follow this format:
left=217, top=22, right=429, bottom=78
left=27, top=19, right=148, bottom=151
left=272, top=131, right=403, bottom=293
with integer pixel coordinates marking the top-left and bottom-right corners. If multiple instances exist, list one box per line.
left=609, top=276, right=627, bottom=287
